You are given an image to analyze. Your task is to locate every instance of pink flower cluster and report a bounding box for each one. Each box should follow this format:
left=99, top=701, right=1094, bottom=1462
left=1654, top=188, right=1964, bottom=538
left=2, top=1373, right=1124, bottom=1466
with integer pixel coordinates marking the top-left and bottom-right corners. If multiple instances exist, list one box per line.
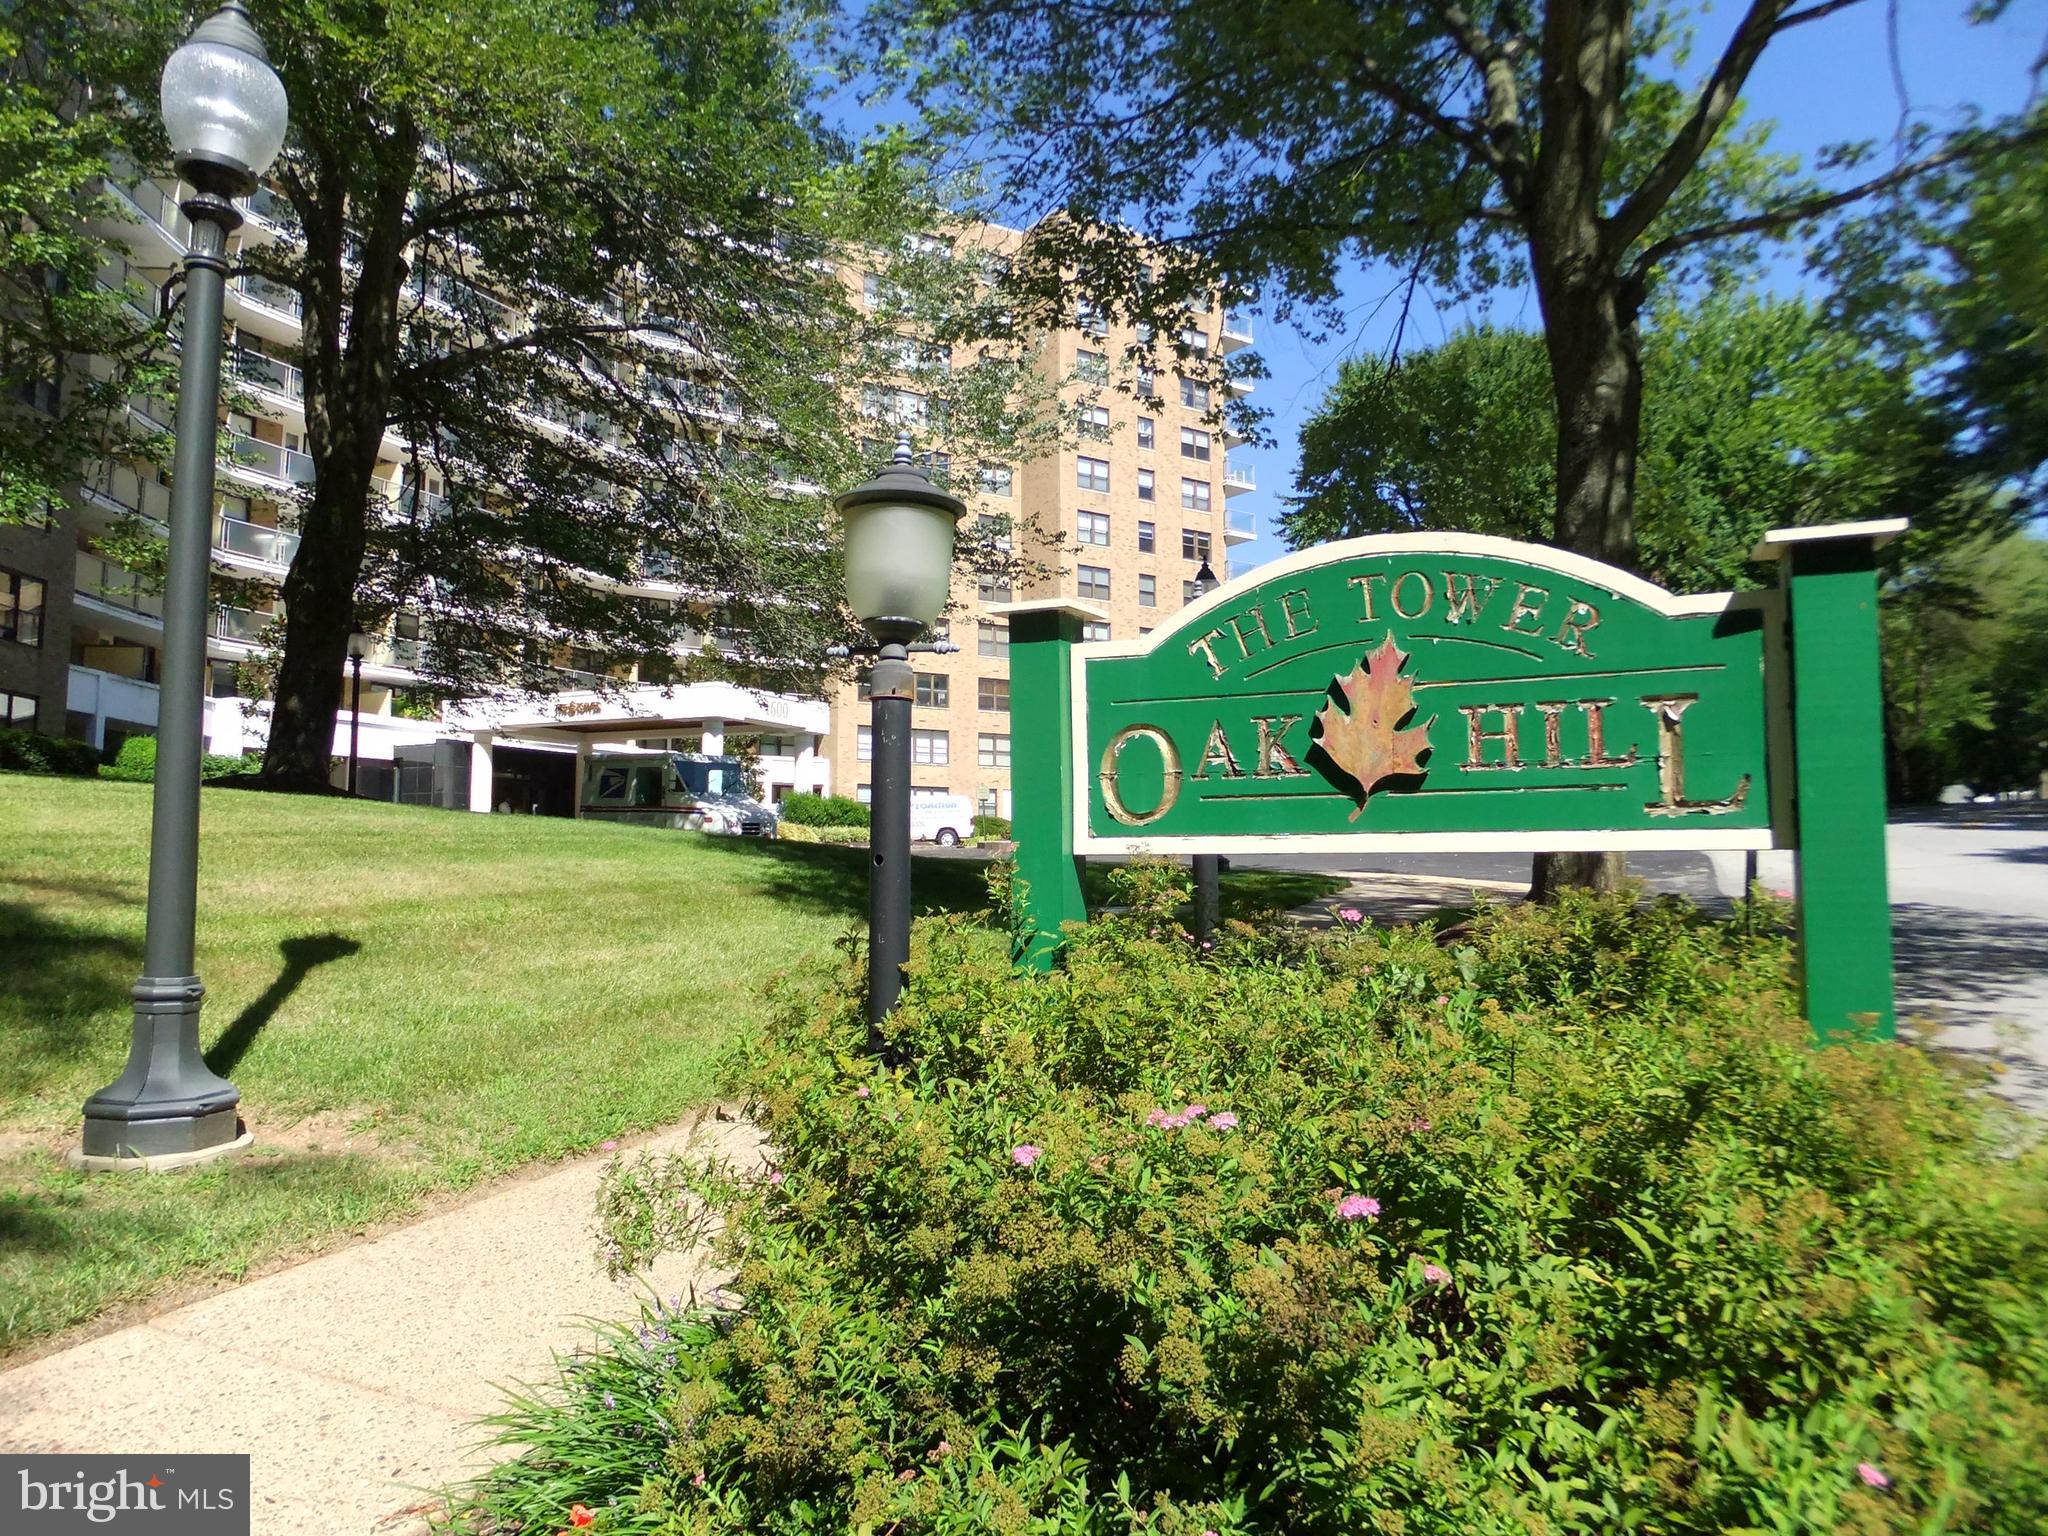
left=1857, top=1462, right=1890, bottom=1489
left=1336, top=907, right=1365, bottom=926
left=1334, top=1193, right=1381, bottom=1222
left=1147, top=1102, right=1238, bottom=1132
left=1010, top=1144, right=1044, bottom=1167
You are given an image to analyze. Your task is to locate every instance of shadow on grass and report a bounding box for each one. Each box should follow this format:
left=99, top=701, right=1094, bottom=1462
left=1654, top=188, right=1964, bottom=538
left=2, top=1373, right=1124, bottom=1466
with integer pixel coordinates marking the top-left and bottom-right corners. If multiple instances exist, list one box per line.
left=708, top=838, right=993, bottom=920
left=204, top=933, right=364, bottom=1077
left=0, top=900, right=142, bottom=1078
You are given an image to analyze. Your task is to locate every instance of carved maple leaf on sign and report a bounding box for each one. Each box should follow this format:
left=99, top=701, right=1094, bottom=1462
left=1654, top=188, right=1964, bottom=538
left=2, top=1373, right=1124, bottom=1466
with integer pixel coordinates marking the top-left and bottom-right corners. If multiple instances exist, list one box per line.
left=1313, top=633, right=1436, bottom=820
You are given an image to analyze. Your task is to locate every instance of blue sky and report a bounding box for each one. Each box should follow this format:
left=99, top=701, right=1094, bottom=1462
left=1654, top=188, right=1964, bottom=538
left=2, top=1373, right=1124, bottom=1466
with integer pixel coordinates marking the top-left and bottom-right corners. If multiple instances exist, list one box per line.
left=822, top=1, right=2043, bottom=572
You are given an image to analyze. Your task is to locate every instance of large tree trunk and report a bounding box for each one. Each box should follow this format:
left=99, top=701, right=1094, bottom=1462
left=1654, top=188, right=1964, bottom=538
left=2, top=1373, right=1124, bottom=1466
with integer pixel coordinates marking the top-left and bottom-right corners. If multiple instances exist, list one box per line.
left=1529, top=257, right=1646, bottom=900
left=257, top=128, right=420, bottom=790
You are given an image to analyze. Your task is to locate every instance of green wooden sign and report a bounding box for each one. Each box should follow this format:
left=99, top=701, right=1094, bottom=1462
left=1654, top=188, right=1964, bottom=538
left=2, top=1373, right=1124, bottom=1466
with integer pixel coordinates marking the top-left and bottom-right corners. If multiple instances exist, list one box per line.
left=998, top=523, right=1904, bottom=1042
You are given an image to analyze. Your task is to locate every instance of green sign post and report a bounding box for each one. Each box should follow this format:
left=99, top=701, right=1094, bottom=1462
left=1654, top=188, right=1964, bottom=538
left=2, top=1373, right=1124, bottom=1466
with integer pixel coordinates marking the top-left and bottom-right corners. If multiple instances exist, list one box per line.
left=998, top=523, right=1903, bottom=1041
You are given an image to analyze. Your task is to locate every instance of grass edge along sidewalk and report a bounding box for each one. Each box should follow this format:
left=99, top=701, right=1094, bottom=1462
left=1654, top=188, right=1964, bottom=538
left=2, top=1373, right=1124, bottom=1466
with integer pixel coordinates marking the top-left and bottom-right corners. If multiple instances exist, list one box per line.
left=0, top=773, right=1336, bottom=1357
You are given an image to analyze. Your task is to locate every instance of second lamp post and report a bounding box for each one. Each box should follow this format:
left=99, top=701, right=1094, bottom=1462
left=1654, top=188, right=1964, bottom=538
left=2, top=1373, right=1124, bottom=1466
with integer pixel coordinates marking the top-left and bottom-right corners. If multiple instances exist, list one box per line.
left=834, top=436, right=964, bottom=1046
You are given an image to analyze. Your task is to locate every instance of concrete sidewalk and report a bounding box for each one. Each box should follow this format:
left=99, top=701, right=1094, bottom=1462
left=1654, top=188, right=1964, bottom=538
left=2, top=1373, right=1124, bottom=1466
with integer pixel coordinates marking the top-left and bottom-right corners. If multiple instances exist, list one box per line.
left=0, top=1108, right=763, bottom=1534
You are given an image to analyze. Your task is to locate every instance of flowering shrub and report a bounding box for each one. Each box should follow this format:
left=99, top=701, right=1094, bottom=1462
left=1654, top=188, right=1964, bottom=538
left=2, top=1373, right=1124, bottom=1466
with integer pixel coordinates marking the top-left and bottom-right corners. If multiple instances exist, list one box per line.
left=461, top=871, right=2048, bottom=1535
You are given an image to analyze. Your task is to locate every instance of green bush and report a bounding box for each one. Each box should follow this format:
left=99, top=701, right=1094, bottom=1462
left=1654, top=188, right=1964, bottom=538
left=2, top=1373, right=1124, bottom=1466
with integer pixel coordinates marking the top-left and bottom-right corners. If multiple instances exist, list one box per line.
left=464, top=870, right=2048, bottom=1536
left=972, top=813, right=1013, bottom=840
left=779, top=791, right=869, bottom=828
left=99, top=735, right=263, bottom=782
left=0, top=726, right=99, bottom=777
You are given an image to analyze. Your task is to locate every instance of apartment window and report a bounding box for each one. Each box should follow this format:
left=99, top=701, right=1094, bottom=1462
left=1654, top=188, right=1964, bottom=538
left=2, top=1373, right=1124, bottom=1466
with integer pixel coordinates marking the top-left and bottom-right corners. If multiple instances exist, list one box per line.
left=912, top=728, right=949, bottom=765
left=1080, top=404, right=1110, bottom=439
left=857, top=670, right=873, bottom=700
left=1182, top=478, right=1212, bottom=511
left=857, top=725, right=874, bottom=762
left=1180, top=376, right=1210, bottom=410
left=915, top=672, right=949, bottom=708
left=1138, top=573, right=1157, bottom=608
left=1076, top=456, right=1110, bottom=492
left=1181, top=327, right=1210, bottom=353
left=977, top=788, right=999, bottom=817
left=1076, top=300, right=1107, bottom=337
left=1183, top=529, right=1212, bottom=563
left=856, top=783, right=873, bottom=804
left=1077, top=564, right=1111, bottom=601
left=977, top=512, right=1012, bottom=551
left=1077, top=511, right=1110, bottom=547
left=978, top=621, right=1009, bottom=658
left=979, top=463, right=1013, bottom=497
left=1, top=568, right=45, bottom=647
left=1180, top=426, right=1212, bottom=461
left=1137, top=519, right=1156, bottom=553
left=978, top=732, right=1011, bottom=767
left=1137, top=468, right=1155, bottom=502
left=977, top=574, right=1012, bottom=604
left=862, top=385, right=926, bottom=427
left=1137, top=417, right=1155, bottom=450
left=862, top=272, right=884, bottom=308
left=1, top=689, right=36, bottom=724
left=1081, top=621, right=1111, bottom=643
left=979, top=676, right=1010, bottom=712
left=1076, top=349, right=1108, bottom=383
left=1138, top=365, right=1156, bottom=396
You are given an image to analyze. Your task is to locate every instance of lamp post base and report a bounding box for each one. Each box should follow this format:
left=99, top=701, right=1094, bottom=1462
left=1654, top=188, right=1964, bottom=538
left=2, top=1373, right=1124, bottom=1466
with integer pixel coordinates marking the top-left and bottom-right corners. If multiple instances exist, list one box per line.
left=78, top=974, right=244, bottom=1165
left=70, top=1120, right=252, bottom=1172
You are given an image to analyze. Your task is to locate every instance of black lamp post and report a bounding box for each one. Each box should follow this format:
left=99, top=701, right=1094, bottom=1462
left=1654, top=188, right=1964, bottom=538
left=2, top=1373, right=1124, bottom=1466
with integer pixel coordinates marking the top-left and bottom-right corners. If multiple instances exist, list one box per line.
left=347, top=644, right=365, bottom=795
left=1190, top=560, right=1221, bottom=943
left=79, top=1, right=288, bottom=1167
left=833, top=433, right=964, bottom=1048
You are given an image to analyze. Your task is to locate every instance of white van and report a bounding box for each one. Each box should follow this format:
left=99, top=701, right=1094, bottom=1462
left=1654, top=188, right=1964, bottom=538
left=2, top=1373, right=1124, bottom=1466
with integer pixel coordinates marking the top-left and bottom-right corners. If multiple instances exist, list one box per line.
left=909, top=793, right=978, bottom=847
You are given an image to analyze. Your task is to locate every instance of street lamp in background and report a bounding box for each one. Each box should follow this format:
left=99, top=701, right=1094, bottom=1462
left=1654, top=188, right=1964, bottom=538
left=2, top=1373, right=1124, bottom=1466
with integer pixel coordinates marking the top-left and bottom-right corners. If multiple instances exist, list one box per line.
left=834, top=433, right=965, bottom=1050
left=78, top=1, right=287, bottom=1168
left=347, top=643, right=365, bottom=795
left=1190, top=559, right=1222, bottom=943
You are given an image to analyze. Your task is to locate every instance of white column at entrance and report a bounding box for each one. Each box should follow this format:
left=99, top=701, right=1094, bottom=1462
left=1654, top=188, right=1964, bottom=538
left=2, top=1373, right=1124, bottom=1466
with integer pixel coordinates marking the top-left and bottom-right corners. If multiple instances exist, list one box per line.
left=468, top=732, right=494, bottom=814
left=700, top=717, right=725, bottom=755
left=796, top=733, right=824, bottom=795
left=574, top=739, right=591, bottom=819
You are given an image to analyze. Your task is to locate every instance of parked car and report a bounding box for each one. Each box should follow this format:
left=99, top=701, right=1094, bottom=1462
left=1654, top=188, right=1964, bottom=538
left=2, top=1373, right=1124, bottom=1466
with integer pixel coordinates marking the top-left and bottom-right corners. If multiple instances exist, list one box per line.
left=909, top=793, right=978, bottom=847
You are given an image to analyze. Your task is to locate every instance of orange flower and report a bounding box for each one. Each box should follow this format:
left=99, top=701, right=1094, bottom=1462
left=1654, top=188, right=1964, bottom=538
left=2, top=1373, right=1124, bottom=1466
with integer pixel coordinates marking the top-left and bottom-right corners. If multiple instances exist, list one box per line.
left=569, top=1504, right=595, bottom=1527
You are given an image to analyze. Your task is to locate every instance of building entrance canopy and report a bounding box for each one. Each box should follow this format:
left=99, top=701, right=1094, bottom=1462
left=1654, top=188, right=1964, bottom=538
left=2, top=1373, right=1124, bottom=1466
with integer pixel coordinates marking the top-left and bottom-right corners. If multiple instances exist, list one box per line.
left=448, top=681, right=828, bottom=749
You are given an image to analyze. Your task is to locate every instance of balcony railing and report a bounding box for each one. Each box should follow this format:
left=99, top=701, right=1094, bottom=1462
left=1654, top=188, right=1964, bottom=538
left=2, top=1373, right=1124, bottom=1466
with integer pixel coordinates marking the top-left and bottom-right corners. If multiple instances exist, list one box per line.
left=360, top=634, right=425, bottom=669
left=397, top=487, right=450, bottom=521
left=75, top=552, right=162, bottom=619
left=1221, top=311, right=1254, bottom=346
left=230, top=348, right=304, bottom=403
left=1226, top=507, right=1257, bottom=536
left=1222, top=461, right=1255, bottom=492
left=107, top=173, right=196, bottom=249
left=213, top=606, right=278, bottom=645
left=215, top=514, right=300, bottom=567
left=222, top=431, right=316, bottom=488
left=239, top=184, right=293, bottom=232
left=233, top=271, right=303, bottom=320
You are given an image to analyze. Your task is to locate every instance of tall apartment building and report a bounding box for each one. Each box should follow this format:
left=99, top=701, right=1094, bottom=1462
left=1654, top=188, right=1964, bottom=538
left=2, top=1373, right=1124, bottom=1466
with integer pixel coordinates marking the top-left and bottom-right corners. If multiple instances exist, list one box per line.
left=819, top=226, right=1256, bottom=821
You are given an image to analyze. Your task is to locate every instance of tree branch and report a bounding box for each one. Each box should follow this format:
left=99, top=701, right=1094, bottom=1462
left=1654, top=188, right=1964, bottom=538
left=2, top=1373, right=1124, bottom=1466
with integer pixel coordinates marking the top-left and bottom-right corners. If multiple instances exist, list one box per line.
left=1628, top=124, right=2047, bottom=280
left=1606, top=0, right=1821, bottom=258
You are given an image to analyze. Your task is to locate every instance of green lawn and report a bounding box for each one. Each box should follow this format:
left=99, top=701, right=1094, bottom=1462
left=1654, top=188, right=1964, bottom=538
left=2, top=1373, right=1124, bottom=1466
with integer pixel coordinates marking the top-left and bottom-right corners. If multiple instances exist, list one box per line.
left=0, top=774, right=1337, bottom=1355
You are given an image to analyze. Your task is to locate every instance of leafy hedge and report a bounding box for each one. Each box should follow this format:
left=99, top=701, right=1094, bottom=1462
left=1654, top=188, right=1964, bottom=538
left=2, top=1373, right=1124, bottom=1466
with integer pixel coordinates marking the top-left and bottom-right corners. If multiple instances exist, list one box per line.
left=0, top=727, right=99, bottom=777
left=465, top=868, right=2048, bottom=1536
left=779, top=791, right=870, bottom=828
left=98, top=735, right=263, bottom=783
left=973, top=813, right=1013, bottom=840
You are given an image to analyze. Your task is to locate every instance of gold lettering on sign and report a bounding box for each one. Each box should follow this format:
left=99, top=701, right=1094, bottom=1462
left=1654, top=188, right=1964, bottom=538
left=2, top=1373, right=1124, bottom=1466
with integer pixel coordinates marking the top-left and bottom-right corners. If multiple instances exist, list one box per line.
left=1535, top=700, right=1568, bottom=768
left=1348, top=572, right=1389, bottom=621
left=1503, top=583, right=1549, bottom=637
left=1253, top=715, right=1310, bottom=778
left=1228, top=605, right=1276, bottom=662
left=1187, top=627, right=1229, bottom=678
left=1193, top=720, right=1244, bottom=780
left=1579, top=698, right=1640, bottom=769
left=1458, top=705, right=1523, bottom=771
left=1279, top=588, right=1317, bottom=639
left=1099, top=725, right=1183, bottom=826
left=1641, top=694, right=1752, bottom=815
left=1553, top=598, right=1601, bottom=658
left=1443, top=571, right=1503, bottom=625
left=1391, top=569, right=1433, bottom=620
